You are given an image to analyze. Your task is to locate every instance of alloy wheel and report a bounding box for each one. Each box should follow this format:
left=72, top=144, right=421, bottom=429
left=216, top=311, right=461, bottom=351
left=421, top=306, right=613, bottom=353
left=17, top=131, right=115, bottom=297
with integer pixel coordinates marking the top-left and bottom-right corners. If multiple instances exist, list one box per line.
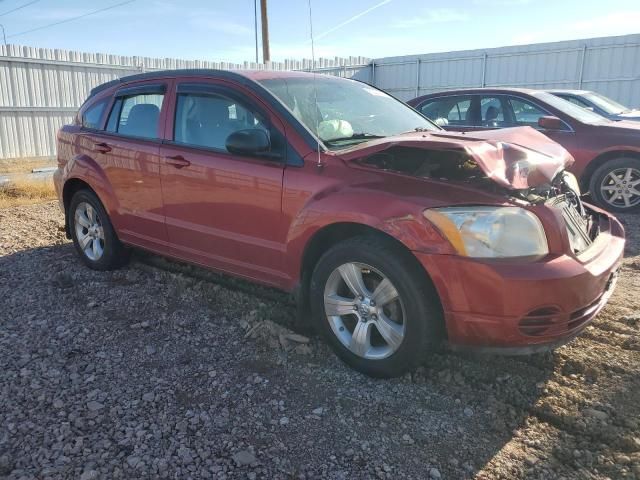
left=74, top=201, right=105, bottom=261
left=323, top=262, right=406, bottom=360
left=600, top=167, right=640, bottom=209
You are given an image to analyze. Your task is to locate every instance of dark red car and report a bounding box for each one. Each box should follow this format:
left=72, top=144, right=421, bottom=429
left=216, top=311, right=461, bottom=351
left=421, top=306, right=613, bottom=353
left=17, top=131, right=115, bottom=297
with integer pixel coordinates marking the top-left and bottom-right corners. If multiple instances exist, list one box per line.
left=409, top=88, right=640, bottom=212
left=54, top=70, right=624, bottom=377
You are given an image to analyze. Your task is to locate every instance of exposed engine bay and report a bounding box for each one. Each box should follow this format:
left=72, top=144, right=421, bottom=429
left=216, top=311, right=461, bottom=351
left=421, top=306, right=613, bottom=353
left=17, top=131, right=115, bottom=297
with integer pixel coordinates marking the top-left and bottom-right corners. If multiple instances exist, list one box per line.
left=360, top=146, right=489, bottom=183
left=357, top=145, right=599, bottom=254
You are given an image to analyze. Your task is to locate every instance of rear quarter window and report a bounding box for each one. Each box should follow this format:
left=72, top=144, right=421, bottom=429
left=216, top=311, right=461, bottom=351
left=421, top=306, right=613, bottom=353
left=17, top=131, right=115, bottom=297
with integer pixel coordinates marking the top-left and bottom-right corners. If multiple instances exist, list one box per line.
left=81, top=99, right=108, bottom=129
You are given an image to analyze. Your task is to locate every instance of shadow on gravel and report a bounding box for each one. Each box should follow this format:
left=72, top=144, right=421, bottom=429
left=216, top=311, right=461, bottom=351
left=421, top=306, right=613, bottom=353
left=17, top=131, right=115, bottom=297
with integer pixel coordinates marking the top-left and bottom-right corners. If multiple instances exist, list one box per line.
left=6, top=240, right=635, bottom=479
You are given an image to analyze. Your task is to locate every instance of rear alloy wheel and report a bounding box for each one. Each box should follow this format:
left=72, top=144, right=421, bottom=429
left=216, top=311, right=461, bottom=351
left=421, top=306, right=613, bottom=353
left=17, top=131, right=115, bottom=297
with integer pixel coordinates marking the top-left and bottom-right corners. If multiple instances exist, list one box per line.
left=590, top=157, right=640, bottom=212
left=310, top=236, right=443, bottom=378
left=69, top=189, right=129, bottom=270
left=74, top=201, right=105, bottom=261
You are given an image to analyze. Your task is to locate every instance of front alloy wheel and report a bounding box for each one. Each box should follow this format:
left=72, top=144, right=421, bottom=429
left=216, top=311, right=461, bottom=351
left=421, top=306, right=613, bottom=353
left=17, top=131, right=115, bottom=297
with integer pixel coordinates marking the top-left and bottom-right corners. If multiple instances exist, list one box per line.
left=310, top=236, right=443, bottom=378
left=590, top=157, right=640, bottom=212
left=324, top=262, right=405, bottom=360
left=599, top=167, right=640, bottom=209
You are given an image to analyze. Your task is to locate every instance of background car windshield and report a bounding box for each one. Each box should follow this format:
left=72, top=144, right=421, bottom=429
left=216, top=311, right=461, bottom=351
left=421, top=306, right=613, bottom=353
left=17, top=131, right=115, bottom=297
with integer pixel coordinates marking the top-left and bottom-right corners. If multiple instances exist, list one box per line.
left=533, top=91, right=610, bottom=124
left=583, top=92, right=629, bottom=115
left=258, top=76, right=437, bottom=147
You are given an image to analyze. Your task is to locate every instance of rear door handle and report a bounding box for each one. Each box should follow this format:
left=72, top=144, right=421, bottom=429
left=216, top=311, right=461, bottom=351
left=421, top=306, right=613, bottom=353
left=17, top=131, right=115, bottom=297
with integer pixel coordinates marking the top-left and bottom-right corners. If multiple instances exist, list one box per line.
left=165, top=155, right=191, bottom=168
left=94, top=142, right=111, bottom=153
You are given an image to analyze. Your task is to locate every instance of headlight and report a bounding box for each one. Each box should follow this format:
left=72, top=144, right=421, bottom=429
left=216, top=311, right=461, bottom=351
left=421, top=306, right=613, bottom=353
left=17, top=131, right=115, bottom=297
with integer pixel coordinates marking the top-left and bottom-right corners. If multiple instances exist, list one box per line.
left=424, top=206, right=548, bottom=258
left=563, top=171, right=581, bottom=196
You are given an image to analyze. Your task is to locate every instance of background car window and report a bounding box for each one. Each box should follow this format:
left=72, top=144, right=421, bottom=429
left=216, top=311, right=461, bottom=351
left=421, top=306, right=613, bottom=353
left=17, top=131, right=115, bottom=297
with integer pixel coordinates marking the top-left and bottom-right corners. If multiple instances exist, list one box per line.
left=107, top=93, right=164, bottom=139
left=562, top=95, right=591, bottom=109
left=480, top=97, right=505, bottom=126
left=174, top=93, right=268, bottom=151
left=508, top=97, right=548, bottom=127
left=421, top=98, right=471, bottom=126
left=82, top=99, right=107, bottom=129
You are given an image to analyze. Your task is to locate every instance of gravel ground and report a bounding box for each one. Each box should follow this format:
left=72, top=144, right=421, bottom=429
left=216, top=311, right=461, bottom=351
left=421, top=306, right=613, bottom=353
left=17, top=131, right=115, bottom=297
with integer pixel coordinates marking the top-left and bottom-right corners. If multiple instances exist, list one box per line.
left=0, top=201, right=639, bottom=480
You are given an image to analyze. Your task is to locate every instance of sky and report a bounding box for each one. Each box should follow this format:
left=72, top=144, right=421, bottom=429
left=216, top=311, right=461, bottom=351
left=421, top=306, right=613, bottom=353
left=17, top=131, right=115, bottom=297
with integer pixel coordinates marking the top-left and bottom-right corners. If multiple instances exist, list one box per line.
left=0, top=0, right=639, bottom=62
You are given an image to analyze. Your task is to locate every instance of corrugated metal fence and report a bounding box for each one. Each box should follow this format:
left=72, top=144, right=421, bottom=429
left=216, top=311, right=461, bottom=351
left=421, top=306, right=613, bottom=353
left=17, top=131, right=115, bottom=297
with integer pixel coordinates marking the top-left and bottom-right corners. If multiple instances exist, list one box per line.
left=0, top=44, right=368, bottom=160
left=372, top=33, right=640, bottom=103
left=2, top=33, right=640, bottom=161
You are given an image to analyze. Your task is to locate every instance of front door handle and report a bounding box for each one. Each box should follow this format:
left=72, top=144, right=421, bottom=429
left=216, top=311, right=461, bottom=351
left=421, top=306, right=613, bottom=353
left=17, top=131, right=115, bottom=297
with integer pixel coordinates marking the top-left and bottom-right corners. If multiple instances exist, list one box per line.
left=94, top=142, right=111, bottom=153
left=165, top=155, right=191, bottom=168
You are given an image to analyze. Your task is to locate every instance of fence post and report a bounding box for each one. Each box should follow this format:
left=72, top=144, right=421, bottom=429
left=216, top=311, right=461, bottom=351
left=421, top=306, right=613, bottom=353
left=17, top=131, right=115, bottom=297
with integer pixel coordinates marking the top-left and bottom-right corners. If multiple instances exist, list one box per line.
left=481, top=52, right=487, bottom=87
left=415, top=59, right=421, bottom=97
left=578, top=44, right=587, bottom=88
left=371, top=61, right=375, bottom=86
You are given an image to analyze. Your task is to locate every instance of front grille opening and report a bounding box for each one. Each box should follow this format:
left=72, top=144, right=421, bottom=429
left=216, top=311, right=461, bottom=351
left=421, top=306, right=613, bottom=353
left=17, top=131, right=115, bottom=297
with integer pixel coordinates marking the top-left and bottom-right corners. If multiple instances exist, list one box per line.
left=519, top=307, right=562, bottom=336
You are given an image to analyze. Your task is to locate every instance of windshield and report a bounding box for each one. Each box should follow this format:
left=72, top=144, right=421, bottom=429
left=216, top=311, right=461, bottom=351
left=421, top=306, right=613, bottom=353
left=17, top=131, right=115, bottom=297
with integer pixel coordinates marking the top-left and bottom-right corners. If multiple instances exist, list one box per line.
left=582, top=92, right=629, bottom=115
left=533, top=91, right=610, bottom=124
left=258, top=76, right=438, bottom=148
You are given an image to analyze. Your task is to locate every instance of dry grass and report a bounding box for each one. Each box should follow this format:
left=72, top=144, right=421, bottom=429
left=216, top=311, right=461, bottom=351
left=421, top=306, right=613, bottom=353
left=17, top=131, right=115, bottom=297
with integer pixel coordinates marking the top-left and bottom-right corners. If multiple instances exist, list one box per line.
left=0, top=177, right=57, bottom=208
left=0, top=158, right=56, bottom=175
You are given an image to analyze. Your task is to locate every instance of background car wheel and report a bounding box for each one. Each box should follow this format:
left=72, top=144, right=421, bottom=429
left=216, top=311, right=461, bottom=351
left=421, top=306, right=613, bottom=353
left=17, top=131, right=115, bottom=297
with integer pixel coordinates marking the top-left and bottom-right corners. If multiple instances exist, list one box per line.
left=309, top=235, right=444, bottom=378
left=69, top=189, right=129, bottom=270
left=589, top=157, right=640, bottom=212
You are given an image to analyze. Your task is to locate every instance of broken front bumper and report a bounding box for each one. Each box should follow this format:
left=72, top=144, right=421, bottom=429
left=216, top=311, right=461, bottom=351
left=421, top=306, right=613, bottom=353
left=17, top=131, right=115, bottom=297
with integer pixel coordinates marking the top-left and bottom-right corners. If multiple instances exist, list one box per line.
left=415, top=208, right=624, bottom=352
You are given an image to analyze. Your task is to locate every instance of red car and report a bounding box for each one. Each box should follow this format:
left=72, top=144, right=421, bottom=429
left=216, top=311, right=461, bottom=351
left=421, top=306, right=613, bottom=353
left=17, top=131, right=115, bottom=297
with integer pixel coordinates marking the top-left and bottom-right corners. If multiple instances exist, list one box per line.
left=54, top=70, right=624, bottom=377
left=409, top=88, right=640, bottom=212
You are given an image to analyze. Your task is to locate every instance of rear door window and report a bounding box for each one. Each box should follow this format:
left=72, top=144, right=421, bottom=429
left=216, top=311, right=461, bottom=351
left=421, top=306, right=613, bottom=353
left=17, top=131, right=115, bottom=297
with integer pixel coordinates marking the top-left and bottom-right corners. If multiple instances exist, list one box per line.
left=507, top=97, right=549, bottom=128
left=479, top=97, right=506, bottom=127
left=106, top=93, right=164, bottom=139
left=420, top=97, right=472, bottom=127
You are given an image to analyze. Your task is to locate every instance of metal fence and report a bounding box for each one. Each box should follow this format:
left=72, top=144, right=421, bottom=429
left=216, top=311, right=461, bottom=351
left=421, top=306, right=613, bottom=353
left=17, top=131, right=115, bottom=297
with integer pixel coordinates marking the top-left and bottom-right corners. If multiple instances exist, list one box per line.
left=0, top=44, right=368, bottom=160
left=2, top=33, right=640, bottom=161
left=371, top=33, right=640, bottom=103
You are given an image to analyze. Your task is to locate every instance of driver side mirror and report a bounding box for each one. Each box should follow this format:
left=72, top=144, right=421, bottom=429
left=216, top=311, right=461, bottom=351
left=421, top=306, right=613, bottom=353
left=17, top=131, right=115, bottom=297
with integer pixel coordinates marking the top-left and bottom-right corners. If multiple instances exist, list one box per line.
left=537, top=116, right=565, bottom=131
left=226, top=129, right=271, bottom=156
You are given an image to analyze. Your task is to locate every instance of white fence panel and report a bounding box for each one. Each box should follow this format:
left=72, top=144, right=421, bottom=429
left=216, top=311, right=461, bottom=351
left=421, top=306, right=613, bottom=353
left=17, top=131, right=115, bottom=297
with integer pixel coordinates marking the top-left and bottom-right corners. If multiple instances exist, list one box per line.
left=3, top=34, right=640, bottom=161
left=0, top=44, right=368, bottom=160
left=373, top=33, right=640, bottom=103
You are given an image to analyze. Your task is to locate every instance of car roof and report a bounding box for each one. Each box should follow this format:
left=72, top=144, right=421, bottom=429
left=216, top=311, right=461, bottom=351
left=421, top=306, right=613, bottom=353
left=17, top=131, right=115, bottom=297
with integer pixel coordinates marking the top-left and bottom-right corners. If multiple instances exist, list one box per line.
left=545, top=89, right=591, bottom=95
left=88, top=68, right=325, bottom=98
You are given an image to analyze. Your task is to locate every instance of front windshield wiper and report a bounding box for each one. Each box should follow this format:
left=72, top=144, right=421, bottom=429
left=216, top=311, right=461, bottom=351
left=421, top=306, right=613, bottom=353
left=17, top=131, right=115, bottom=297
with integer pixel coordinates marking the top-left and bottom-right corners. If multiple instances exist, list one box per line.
left=323, top=133, right=386, bottom=144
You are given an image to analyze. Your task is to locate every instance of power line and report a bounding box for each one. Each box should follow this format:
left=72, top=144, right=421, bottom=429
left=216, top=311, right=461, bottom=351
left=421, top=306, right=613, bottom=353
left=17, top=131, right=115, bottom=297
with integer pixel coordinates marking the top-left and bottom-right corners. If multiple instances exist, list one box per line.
left=0, top=0, right=42, bottom=17
left=8, top=0, right=138, bottom=38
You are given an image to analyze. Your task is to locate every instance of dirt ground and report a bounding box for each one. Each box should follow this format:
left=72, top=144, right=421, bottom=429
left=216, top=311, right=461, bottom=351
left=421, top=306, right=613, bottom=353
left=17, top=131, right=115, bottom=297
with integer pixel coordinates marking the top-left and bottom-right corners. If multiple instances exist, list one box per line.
left=0, top=201, right=638, bottom=479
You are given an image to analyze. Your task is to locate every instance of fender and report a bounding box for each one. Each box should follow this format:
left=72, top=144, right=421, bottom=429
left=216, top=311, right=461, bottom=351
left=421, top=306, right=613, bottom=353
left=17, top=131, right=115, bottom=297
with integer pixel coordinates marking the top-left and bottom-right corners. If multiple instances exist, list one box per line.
left=62, top=153, right=121, bottom=227
left=281, top=182, right=458, bottom=289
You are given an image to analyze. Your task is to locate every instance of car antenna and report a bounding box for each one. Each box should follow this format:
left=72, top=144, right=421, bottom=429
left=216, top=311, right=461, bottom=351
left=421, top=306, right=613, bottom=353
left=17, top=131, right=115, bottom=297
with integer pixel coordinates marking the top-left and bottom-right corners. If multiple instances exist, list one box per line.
left=307, top=0, right=325, bottom=170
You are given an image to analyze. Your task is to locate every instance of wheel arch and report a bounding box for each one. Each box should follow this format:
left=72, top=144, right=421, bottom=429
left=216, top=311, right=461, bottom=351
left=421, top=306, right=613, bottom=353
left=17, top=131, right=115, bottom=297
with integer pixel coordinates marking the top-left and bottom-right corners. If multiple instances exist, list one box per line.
left=296, top=221, right=443, bottom=327
left=580, top=149, right=640, bottom=191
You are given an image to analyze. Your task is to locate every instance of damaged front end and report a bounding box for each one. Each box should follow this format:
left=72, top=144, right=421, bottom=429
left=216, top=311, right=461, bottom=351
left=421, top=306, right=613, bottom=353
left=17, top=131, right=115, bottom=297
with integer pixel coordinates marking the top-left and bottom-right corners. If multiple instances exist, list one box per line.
left=340, top=128, right=600, bottom=255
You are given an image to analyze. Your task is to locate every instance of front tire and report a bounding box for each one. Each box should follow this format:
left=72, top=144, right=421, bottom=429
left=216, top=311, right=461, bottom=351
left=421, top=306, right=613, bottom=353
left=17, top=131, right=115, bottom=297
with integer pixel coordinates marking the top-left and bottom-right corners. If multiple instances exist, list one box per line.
left=589, top=157, right=640, bottom=212
left=309, top=236, right=443, bottom=378
left=69, top=189, right=129, bottom=270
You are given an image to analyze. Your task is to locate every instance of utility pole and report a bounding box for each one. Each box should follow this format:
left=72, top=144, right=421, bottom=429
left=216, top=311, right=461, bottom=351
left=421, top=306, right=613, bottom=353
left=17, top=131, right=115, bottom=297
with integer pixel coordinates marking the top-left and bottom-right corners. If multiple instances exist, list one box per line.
left=260, top=0, right=270, bottom=63
left=0, top=24, right=6, bottom=46
left=254, top=0, right=259, bottom=63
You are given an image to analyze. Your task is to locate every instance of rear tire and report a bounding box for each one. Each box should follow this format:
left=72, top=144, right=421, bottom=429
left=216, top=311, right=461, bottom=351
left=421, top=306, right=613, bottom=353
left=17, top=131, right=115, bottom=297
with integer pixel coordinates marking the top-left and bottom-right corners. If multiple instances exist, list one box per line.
left=588, top=157, right=640, bottom=212
left=309, top=235, right=443, bottom=378
left=68, top=189, right=129, bottom=270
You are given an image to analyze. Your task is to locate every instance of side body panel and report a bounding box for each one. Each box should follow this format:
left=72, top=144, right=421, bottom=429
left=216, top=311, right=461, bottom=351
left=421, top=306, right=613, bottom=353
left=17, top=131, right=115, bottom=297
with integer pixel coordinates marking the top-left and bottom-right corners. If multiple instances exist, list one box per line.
left=158, top=77, right=289, bottom=287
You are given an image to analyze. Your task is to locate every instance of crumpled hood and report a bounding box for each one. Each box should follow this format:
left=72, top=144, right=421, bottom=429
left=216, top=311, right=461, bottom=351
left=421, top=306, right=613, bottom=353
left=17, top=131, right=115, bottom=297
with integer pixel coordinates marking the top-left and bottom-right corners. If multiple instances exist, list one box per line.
left=337, top=127, right=574, bottom=189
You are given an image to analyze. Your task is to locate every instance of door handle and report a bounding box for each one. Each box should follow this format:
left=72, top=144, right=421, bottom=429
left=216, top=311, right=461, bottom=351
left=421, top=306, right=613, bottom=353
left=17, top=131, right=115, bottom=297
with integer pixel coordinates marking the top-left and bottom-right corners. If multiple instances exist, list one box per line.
left=164, top=155, right=191, bottom=168
left=93, top=142, right=111, bottom=153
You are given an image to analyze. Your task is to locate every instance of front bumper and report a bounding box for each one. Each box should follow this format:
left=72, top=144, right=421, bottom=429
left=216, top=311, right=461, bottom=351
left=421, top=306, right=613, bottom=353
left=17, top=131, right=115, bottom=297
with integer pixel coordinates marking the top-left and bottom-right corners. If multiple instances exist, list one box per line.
left=415, top=209, right=624, bottom=351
